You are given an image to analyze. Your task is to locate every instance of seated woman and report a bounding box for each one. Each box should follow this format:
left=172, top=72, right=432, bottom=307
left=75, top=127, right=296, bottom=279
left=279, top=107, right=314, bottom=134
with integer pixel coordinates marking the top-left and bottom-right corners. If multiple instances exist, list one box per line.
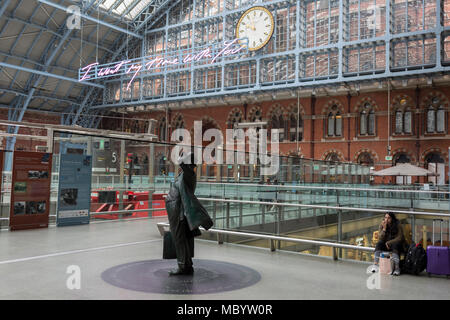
left=370, top=212, right=405, bottom=276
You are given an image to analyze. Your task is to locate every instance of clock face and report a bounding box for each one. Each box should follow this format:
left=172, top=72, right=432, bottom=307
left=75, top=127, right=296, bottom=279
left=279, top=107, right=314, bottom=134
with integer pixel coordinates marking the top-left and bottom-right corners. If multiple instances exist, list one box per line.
left=236, top=6, right=274, bottom=52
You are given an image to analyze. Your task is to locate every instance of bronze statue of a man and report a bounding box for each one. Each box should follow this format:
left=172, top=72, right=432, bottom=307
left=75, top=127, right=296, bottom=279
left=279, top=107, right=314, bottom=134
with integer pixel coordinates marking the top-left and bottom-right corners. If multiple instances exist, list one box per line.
left=164, top=152, right=213, bottom=275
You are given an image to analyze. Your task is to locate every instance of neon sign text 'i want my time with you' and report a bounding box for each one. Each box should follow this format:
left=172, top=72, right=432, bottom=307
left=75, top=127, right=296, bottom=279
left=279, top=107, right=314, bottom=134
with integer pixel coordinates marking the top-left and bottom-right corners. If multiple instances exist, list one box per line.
left=78, top=38, right=248, bottom=90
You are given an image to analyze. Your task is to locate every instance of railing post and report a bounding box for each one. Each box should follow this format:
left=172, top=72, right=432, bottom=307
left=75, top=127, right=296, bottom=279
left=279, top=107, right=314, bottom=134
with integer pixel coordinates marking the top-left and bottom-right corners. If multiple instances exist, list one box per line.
left=277, top=205, right=282, bottom=250
left=338, top=207, right=342, bottom=259
left=213, top=201, right=217, bottom=223
left=226, top=202, right=230, bottom=229
left=332, top=246, right=338, bottom=261
left=261, top=202, right=265, bottom=225
left=270, top=239, right=276, bottom=252
left=239, top=197, right=243, bottom=228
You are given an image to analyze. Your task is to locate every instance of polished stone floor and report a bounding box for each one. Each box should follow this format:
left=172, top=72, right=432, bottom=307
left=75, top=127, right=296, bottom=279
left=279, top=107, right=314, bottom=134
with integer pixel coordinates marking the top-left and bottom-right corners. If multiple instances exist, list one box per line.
left=0, top=217, right=448, bottom=300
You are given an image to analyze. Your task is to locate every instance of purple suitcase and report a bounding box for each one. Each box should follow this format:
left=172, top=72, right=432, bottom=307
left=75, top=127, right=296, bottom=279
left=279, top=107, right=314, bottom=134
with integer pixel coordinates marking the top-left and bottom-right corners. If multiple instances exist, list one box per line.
left=427, top=219, right=450, bottom=277
left=427, top=246, right=450, bottom=276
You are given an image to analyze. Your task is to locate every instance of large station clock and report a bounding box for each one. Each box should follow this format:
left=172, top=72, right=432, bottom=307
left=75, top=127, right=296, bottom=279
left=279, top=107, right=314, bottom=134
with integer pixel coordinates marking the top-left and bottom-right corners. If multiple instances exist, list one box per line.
left=236, top=6, right=274, bottom=51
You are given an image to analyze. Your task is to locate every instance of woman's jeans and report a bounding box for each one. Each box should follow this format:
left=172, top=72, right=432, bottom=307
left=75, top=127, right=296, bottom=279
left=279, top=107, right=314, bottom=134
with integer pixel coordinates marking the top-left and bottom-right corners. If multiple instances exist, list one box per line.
left=374, top=240, right=403, bottom=265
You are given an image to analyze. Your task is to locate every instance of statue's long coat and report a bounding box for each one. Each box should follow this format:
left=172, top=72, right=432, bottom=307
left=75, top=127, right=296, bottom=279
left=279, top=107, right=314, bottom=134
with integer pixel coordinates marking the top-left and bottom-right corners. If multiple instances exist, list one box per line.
left=165, top=163, right=213, bottom=239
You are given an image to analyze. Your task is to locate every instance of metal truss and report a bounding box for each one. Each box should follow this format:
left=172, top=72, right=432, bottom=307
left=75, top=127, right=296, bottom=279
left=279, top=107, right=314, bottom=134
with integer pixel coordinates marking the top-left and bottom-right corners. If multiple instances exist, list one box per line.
left=38, top=0, right=143, bottom=39
left=85, top=0, right=450, bottom=110
left=132, top=0, right=174, bottom=31
left=3, top=0, right=105, bottom=153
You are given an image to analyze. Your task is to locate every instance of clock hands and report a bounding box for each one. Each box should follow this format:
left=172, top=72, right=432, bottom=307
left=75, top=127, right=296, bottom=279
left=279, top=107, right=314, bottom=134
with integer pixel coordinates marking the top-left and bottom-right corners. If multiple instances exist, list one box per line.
left=248, top=16, right=257, bottom=31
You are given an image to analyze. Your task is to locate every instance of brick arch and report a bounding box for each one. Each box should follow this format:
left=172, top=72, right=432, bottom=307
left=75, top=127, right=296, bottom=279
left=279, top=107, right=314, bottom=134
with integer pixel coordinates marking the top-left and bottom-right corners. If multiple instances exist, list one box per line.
left=226, top=107, right=244, bottom=126
left=285, top=103, right=306, bottom=118
left=189, top=115, right=221, bottom=136
left=321, top=99, right=344, bottom=115
left=392, top=148, right=416, bottom=163
left=248, top=105, right=262, bottom=121
left=421, top=147, right=449, bottom=162
left=354, top=148, right=379, bottom=163
left=170, top=112, right=185, bottom=128
left=353, top=96, right=380, bottom=112
left=392, top=94, right=415, bottom=110
left=155, top=113, right=166, bottom=122
left=266, top=103, right=285, bottom=119
left=321, top=149, right=345, bottom=161
left=286, top=149, right=304, bottom=158
left=420, top=91, right=450, bottom=110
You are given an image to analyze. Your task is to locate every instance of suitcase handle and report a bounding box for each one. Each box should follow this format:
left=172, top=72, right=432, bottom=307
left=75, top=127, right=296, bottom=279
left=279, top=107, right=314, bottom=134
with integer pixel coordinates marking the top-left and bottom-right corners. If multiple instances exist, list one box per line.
left=432, top=219, right=444, bottom=246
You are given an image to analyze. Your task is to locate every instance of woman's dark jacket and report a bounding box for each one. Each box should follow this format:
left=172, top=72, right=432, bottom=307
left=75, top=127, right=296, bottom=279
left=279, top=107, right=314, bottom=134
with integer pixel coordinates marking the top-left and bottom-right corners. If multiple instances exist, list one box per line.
left=378, top=221, right=404, bottom=248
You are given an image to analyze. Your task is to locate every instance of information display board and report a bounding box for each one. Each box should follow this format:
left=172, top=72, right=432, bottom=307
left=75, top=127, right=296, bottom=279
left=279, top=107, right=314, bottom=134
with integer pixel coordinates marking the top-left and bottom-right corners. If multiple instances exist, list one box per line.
left=57, top=153, right=92, bottom=226
left=9, top=151, right=52, bottom=231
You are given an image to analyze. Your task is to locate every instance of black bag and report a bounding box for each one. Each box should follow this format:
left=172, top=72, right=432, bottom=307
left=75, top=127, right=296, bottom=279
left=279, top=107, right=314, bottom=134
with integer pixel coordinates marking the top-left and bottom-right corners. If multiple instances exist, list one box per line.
left=401, top=243, right=427, bottom=275
left=163, top=231, right=177, bottom=259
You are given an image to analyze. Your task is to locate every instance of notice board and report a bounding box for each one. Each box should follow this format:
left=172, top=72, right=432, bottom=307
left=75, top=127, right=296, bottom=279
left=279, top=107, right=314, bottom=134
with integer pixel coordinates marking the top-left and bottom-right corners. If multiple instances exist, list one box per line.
left=9, top=151, right=52, bottom=231
left=0, top=150, right=4, bottom=193
left=57, top=154, right=92, bottom=226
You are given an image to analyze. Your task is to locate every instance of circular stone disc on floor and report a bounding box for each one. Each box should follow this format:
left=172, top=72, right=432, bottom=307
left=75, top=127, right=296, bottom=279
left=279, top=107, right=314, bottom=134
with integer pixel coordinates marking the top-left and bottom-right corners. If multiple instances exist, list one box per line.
left=101, top=259, right=261, bottom=294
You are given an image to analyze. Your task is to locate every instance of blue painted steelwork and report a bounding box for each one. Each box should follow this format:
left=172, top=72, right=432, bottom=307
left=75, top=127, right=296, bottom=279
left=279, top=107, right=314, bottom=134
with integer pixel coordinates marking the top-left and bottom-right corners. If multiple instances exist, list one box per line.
left=0, top=0, right=12, bottom=16
left=0, top=62, right=104, bottom=88
left=37, top=0, right=143, bottom=39
left=86, top=0, right=450, bottom=111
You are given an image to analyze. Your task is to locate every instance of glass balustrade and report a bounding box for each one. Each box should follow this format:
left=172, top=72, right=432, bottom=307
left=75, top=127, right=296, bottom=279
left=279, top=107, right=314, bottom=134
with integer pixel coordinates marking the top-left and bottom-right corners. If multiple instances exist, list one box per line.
left=0, top=131, right=448, bottom=264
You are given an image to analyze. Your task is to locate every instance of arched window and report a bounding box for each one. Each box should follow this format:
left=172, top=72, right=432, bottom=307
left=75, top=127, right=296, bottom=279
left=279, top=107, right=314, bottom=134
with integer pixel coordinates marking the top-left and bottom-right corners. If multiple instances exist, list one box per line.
left=327, top=104, right=342, bottom=137
left=359, top=103, right=375, bottom=135
left=357, top=152, right=374, bottom=166
left=325, top=152, right=341, bottom=162
left=289, top=112, right=303, bottom=142
left=394, top=97, right=413, bottom=134
left=158, top=117, right=167, bottom=142
left=250, top=109, right=262, bottom=122
left=228, top=109, right=243, bottom=129
left=425, top=152, right=445, bottom=185
left=173, top=114, right=184, bottom=129
left=427, top=97, right=446, bottom=133
left=393, top=152, right=412, bottom=184
left=394, top=153, right=411, bottom=165
left=269, top=107, right=285, bottom=141
left=171, top=114, right=185, bottom=141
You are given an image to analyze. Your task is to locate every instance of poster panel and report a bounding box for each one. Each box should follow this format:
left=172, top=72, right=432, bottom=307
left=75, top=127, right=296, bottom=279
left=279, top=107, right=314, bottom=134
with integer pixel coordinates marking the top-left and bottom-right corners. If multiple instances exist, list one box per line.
left=0, top=150, right=3, bottom=193
left=9, top=151, right=52, bottom=231
left=57, top=153, right=92, bottom=226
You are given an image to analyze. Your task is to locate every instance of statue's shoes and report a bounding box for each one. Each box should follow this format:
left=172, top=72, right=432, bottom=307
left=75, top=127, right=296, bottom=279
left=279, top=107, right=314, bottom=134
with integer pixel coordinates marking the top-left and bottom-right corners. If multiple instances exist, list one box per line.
left=168, top=267, right=194, bottom=276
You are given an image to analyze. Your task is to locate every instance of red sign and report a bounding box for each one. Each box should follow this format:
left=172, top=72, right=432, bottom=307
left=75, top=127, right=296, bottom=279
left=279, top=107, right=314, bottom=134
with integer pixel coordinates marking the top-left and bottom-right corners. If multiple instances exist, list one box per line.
left=9, top=151, right=52, bottom=231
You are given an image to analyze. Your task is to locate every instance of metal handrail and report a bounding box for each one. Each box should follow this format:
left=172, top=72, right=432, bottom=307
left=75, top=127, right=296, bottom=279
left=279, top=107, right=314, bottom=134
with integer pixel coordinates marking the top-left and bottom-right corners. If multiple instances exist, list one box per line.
left=198, top=181, right=450, bottom=195
left=4, top=208, right=162, bottom=220
left=197, top=197, right=450, bottom=218
left=156, top=222, right=375, bottom=258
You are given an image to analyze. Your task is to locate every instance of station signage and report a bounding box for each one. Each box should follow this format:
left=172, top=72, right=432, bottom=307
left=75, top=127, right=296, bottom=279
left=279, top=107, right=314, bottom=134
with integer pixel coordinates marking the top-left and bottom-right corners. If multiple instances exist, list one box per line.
left=9, top=151, right=52, bottom=231
left=57, top=154, right=93, bottom=226
left=78, top=38, right=249, bottom=90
